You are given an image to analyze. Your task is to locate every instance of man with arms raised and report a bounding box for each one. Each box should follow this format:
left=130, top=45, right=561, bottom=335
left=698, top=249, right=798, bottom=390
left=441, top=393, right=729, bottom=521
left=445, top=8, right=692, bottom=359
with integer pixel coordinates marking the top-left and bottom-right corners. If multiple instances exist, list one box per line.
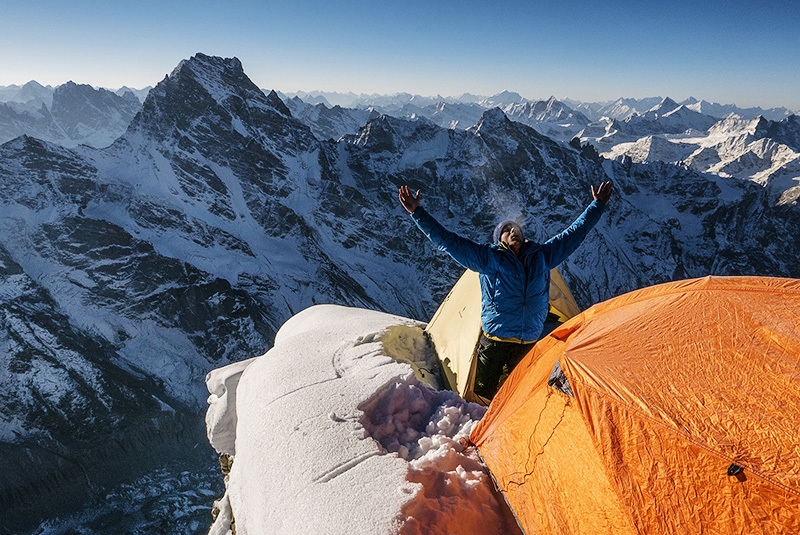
left=399, top=180, right=613, bottom=399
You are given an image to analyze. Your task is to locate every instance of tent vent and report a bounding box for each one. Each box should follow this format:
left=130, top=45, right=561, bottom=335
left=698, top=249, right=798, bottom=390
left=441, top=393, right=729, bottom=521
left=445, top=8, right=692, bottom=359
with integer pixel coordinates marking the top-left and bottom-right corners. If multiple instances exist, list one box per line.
left=547, top=360, right=574, bottom=397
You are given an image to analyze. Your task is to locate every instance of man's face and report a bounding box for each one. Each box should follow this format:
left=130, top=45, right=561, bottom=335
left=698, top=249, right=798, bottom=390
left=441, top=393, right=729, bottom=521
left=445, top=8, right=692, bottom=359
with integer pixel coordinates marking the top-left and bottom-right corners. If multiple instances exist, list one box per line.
left=500, top=223, right=523, bottom=255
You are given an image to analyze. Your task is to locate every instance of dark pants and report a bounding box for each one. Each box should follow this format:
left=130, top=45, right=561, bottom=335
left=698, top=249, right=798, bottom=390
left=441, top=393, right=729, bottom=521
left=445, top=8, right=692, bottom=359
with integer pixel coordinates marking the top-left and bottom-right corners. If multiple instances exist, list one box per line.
left=473, top=334, right=534, bottom=400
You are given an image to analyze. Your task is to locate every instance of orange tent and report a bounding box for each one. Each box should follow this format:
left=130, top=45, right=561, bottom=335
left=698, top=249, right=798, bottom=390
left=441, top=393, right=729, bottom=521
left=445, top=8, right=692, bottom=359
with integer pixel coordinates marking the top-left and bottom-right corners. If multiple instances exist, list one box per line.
left=470, top=276, right=800, bottom=534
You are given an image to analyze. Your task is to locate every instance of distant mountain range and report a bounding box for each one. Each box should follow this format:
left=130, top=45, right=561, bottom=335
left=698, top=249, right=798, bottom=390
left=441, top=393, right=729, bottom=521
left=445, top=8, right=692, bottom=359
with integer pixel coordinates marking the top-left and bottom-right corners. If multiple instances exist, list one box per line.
left=4, top=80, right=796, bottom=149
left=279, top=92, right=800, bottom=207
left=0, top=81, right=146, bottom=148
left=279, top=88, right=797, bottom=123
left=1, top=55, right=799, bottom=531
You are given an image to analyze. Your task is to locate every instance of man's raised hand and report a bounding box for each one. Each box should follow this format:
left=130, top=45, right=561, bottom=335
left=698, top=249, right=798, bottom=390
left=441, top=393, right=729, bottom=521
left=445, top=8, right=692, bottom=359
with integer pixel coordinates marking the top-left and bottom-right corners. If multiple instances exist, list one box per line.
left=591, top=180, right=613, bottom=206
left=398, top=185, right=421, bottom=214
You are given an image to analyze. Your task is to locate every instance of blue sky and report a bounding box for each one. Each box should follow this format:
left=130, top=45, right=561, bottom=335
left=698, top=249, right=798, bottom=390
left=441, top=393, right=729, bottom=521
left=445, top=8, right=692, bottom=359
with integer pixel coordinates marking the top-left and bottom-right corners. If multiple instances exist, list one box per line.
left=2, top=0, right=798, bottom=109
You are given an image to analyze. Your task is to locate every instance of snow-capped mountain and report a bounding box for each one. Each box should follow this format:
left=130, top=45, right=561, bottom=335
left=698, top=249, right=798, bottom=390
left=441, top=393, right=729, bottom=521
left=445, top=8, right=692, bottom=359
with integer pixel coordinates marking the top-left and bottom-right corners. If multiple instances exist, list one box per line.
left=503, top=96, right=590, bottom=124
left=2, top=54, right=800, bottom=531
left=114, top=85, right=152, bottom=104
left=284, top=92, right=799, bottom=205
left=0, top=81, right=55, bottom=107
left=566, top=96, right=665, bottom=122
left=619, top=97, right=719, bottom=137
left=284, top=91, right=589, bottom=142
left=500, top=96, right=590, bottom=140
left=0, top=82, right=143, bottom=148
left=415, top=100, right=487, bottom=130
left=565, top=96, right=797, bottom=123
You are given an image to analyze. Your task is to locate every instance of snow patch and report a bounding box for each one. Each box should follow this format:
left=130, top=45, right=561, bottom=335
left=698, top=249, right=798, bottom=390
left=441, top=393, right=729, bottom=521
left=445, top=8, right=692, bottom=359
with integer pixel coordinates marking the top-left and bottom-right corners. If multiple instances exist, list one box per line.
left=205, top=304, right=519, bottom=534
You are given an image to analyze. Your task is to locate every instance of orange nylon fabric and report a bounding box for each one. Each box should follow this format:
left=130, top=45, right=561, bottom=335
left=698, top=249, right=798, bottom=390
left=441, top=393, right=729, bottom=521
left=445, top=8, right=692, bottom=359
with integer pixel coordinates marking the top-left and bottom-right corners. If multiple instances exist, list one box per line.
left=471, top=276, right=800, bottom=534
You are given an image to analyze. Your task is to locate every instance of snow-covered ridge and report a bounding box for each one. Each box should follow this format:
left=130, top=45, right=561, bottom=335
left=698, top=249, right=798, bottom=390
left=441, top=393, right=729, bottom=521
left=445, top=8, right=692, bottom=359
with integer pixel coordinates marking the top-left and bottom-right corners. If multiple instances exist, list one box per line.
left=596, top=109, right=800, bottom=205
left=283, top=90, right=797, bottom=122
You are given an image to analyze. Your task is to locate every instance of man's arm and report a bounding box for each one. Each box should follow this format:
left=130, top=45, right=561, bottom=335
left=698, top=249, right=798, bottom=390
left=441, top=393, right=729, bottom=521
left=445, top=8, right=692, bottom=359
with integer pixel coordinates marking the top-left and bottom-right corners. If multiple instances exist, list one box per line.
left=543, top=180, right=613, bottom=268
left=398, top=185, right=491, bottom=272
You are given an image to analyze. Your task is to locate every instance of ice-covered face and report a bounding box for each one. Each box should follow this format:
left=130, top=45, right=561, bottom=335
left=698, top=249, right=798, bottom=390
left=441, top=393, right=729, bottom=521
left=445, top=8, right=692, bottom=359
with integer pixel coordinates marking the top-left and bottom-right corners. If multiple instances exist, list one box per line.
left=500, top=223, right=523, bottom=255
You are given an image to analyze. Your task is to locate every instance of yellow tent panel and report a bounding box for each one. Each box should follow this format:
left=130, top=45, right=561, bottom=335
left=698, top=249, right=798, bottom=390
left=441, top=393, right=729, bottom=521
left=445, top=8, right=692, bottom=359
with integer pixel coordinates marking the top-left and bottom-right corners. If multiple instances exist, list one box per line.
left=426, top=268, right=580, bottom=405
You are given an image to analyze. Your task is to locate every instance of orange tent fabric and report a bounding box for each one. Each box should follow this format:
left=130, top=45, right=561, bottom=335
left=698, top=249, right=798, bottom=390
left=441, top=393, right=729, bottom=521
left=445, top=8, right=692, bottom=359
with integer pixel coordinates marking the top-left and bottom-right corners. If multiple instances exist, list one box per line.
left=470, top=276, right=800, bottom=534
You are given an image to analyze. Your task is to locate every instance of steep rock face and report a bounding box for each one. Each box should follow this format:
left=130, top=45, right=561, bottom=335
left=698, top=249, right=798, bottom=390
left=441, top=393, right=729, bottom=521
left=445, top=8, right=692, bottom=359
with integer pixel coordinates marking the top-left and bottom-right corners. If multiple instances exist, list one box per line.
left=0, top=133, right=272, bottom=528
left=756, top=114, right=800, bottom=152
left=0, top=232, right=213, bottom=528
left=2, top=54, right=800, bottom=528
left=597, top=160, right=799, bottom=297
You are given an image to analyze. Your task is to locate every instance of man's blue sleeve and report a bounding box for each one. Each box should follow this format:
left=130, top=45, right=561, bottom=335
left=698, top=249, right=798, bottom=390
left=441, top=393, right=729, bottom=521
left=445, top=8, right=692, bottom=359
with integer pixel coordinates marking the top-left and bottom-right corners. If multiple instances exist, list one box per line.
left=410, top=207, right=491, bottom=272
left=542, top=200, right=605, bottom=268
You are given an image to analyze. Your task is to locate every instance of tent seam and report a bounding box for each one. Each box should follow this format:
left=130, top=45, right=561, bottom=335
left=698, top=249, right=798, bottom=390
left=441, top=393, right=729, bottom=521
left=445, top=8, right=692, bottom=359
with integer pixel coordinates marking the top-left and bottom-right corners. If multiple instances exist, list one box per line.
left=503, top=391, right=568, bottom=489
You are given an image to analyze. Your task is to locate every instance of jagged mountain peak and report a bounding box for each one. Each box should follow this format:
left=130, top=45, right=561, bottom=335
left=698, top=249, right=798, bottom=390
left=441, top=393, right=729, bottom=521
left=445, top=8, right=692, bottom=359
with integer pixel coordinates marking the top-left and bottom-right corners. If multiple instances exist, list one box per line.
left=708, top=114, right=764, bottom=136
left=160, top=53, right=263, bottom=107
left=129, top=53, right=306, bottom=145
left=755, top=114, right=800, bottom=152
left=7, top=80, right=54, bottom=105
left=51, top=80, right=138, bottom=110
left=473, top=107, right=513, bottom=131
left=170, top=53, right=245, bottom=82
left=265, top=88, right=292, bottom=117
left=3, top=133, right=61, bottom=152
left=347, top=114, right=398, bottom=150
left=649, top=97, right=680, bottom=113
left=347, top=113, right=439, bottom=152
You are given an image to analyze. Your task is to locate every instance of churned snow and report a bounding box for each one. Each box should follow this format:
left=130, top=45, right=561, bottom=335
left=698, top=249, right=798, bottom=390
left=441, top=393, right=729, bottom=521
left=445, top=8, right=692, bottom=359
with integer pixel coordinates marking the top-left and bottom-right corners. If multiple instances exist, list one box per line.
left=205, top=304, right=520, bottom=535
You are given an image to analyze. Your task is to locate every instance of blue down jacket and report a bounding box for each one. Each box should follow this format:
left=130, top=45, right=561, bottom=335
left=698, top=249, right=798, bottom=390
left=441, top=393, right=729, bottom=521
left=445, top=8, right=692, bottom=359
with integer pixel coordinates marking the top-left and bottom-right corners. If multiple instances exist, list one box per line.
left=411, top=200, right=605, bottom=342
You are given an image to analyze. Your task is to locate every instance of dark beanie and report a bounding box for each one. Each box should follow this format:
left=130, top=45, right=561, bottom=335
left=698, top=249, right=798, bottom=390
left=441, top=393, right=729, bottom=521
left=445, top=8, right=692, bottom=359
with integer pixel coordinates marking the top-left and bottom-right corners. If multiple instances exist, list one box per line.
left=493, top=220, right=523, bottom=244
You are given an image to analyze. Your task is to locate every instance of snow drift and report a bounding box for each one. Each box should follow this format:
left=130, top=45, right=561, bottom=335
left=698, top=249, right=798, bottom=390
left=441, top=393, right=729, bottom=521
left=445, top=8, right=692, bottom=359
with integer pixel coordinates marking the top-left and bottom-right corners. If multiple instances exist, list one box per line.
left=205, top=304, right=520, bottom=534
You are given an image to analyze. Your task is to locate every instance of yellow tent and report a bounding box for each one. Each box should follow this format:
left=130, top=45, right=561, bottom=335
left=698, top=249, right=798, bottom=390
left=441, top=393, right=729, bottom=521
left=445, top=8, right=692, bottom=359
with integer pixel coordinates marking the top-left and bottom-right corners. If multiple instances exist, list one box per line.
left=426, top=268, right=580, bottom=405
left=470, top=276, right=800, bottom=534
